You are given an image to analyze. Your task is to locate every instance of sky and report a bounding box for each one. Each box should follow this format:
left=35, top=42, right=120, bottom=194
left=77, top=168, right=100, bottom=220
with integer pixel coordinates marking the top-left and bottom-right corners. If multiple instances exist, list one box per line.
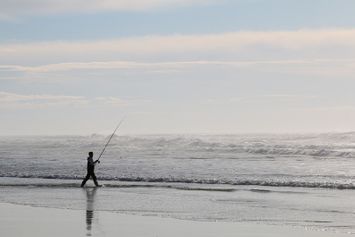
left=1, top=0, right=355, bottom=135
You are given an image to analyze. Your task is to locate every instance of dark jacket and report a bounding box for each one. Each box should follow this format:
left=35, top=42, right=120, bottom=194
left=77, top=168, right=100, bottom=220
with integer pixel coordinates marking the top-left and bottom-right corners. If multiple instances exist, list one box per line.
left=87, top=157, right=98, bottom=173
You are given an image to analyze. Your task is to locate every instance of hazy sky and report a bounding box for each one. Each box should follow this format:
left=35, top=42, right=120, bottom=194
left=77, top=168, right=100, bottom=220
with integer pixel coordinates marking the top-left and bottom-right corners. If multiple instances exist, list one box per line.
left=1, top=0, right=355, bottom=135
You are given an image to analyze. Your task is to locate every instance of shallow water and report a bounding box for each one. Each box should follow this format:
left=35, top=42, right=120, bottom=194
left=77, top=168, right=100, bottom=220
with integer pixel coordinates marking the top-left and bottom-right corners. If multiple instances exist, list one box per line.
left=0, top=134, right=355, bottom=234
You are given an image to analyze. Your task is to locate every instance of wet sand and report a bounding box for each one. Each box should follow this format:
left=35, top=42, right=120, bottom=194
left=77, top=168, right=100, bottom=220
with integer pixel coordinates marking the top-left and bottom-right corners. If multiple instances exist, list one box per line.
left=0, top=202, right=351, bottom=237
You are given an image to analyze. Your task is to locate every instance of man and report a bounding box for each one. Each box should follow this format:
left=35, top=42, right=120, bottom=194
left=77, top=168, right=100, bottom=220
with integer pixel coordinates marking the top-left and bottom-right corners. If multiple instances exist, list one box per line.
left=81, top=151, right=100, bottom=187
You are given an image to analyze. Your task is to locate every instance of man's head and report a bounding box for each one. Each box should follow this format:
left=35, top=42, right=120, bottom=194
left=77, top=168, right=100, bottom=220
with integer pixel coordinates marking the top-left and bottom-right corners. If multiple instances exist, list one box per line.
left=88, top=151, right=93, bottom=158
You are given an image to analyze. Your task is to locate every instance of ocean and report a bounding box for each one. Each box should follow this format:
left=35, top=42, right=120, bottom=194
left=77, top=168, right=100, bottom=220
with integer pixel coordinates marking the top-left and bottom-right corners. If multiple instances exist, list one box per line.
left=0, top=133, right=354, bottom=234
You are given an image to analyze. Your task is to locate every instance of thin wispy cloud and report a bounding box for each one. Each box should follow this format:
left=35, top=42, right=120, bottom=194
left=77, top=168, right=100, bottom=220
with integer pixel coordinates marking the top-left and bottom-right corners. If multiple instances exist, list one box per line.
left=2, top=29, right=355, bottom=65
left=2, top=58, right=354, bottom=80
left=0, top=60, right=334, bottom=73
left=0, top=91, right=87, bottom=108
left=0, top=91, right=148, bottom=109
left=0, top=0, right=217, bottom=18
left=1, top=29, right=355, bottom=81
left=298, top=106, right=355, bottom=112
left=206, top=94, right=319, bottom=105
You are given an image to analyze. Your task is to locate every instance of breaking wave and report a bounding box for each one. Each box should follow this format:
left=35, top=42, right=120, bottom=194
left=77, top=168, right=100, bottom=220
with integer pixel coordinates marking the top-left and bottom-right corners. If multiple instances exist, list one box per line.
left=107, top=135, right=355, bottom=158
left=1, top=175, right=354, bottom=190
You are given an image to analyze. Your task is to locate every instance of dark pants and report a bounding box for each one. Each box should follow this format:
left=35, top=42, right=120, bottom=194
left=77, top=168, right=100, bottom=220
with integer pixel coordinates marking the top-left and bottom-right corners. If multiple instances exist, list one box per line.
left=81, top=172, right=99, bottom=187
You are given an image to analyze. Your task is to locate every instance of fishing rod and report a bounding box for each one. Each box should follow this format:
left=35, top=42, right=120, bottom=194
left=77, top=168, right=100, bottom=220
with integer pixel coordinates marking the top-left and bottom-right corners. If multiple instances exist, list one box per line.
left=97, top=118, right=125, bottom=161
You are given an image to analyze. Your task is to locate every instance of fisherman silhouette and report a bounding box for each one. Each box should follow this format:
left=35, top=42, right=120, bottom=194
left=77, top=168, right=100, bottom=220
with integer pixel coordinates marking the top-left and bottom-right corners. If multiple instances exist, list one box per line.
left=81, top=152, right=100, bottom=187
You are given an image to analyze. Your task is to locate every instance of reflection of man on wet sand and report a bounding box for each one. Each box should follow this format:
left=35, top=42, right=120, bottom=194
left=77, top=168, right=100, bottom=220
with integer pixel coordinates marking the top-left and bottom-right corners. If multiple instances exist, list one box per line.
left=85, top=187, right=97, bottom=236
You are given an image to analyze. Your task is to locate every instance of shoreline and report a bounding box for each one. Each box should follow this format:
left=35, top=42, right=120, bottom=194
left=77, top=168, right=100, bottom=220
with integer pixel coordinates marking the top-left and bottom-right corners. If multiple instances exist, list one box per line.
left=0, top=202, right=352, bottom=237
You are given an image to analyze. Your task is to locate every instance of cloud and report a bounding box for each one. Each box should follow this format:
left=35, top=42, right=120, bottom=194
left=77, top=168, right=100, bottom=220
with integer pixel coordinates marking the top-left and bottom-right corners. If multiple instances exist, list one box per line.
left=2, top=29, right=355, bottom=64
left=296, top=105, right=355, bottom=112
left=1, top=29, right=355, bottom=79
left=206, top=94, right=319, bottom=105
left=94, top=96, right=150, bottom=106
left=0, top=91, right=147, bottom=109
left=1, top=58, right=354, bottom=81
left=0, top=91, right=87, bottom=105
left=0, top=60, right=324, bottom=73
left=0, top=0, right=216, bottom=18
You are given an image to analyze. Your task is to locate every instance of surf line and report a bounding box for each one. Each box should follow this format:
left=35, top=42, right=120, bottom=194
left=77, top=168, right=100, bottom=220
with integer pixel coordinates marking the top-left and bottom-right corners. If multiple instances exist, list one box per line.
left=97, top=117, right=125, bottom=162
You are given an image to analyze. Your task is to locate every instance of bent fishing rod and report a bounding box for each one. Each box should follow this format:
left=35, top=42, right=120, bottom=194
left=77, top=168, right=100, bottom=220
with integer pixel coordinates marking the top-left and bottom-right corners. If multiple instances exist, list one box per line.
left=97, top=118, right=125, bottom=162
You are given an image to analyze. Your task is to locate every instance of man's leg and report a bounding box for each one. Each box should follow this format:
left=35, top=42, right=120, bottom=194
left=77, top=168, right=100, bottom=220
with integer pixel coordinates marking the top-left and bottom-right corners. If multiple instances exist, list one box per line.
left=91, top=173, right=99, bottom=186
left=81, top=174, right=90, bottom=187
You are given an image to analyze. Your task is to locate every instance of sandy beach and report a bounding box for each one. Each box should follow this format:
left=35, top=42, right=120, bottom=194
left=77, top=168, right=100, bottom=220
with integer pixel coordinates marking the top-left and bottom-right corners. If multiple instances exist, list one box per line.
left=0, top=202, right=351, bottom=237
